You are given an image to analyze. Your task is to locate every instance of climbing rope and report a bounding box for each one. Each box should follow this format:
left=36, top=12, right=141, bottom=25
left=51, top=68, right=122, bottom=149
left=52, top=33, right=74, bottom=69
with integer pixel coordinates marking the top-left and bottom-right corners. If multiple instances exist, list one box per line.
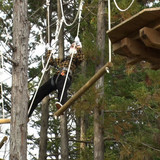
left=59, top=43, right=77, bottom=103
left=59, top=0, right=84, bottom=27
left=113, top=0, right=135, bottom=12
left=76, top=0, right=84, bottom=37
left=28, top=0, right=84, bottom=113
left=28, top=18, right=64, bottom=116
left=59, top=0, right=84, bottom=104
left=108, top=0, right=112, bottom=62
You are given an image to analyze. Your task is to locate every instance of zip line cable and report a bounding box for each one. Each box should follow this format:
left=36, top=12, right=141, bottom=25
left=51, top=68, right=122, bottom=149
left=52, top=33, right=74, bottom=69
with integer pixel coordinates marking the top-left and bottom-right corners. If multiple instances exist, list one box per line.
left=113, top=0, right=135, bottom=12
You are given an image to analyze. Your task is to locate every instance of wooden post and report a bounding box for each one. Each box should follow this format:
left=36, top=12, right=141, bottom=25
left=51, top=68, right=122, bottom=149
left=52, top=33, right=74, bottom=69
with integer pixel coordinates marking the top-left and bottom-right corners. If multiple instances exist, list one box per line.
left=54, top=62, right=113, bottom=117
left=113, top=37, right=160, bottom=64
left=140, top=27, right=160, bottom=49
left=0, top=119, right=10, bottom=124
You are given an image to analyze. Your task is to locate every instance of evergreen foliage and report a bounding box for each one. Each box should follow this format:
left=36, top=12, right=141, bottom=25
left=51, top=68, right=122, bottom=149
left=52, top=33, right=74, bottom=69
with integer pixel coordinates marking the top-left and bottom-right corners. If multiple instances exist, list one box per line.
left=1, top=0, right=160, bottom=159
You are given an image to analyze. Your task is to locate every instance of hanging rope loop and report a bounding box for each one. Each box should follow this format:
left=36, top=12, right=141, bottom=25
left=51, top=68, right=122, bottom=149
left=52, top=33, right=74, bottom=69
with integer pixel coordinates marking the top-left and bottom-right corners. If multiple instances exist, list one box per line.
left=59, top=0, right=84, bottom=27
left=113, top=0, right=135, bottom=12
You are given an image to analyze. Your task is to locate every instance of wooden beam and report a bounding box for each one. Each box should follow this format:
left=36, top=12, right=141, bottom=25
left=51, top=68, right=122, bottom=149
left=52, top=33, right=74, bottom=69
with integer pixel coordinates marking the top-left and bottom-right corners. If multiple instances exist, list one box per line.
left=113, top=38, right=144, bottom=57
left=0, top=119, right=10, bottom=124
left=0, top=136, right=8, bottom=149
left=54, top=62, right=113, bottom=117
left=140, top=27, right=160, bottom=49
left=113, top=37, right=160, bottom=64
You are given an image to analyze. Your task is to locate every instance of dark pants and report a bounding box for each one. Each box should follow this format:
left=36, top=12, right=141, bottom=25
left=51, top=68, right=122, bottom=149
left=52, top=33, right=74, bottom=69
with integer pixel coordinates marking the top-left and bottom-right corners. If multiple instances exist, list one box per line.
left=28, top=74, right=72, bottom=117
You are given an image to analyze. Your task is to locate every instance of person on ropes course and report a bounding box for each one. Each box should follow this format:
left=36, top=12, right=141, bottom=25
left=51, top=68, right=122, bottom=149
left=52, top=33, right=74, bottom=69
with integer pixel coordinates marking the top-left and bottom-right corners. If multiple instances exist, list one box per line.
left=28, top=40, right=84, bottom=118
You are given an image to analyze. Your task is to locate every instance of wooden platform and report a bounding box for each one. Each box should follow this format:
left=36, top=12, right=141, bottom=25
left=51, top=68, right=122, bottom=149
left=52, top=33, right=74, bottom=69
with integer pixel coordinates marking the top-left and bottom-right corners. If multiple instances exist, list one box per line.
left=107, top=7, right=160, bottom=69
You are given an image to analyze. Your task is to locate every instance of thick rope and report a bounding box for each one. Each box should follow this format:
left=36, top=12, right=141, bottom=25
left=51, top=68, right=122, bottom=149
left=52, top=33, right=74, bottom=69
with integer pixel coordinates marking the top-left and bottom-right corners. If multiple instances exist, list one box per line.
left=59, top=44, right=76, bottom=103
left=113, top=0, right=135, bottom=12
left=108, top=0, right=112, bottom=62
left=59, top=0, right=83, bottom=27
left=76, top=0, right=84, bottom=37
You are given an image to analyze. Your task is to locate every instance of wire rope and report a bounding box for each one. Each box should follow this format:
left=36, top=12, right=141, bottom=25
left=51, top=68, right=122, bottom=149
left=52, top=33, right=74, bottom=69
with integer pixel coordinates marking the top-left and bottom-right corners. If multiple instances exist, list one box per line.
left=113, top=0, right=135, bottom=12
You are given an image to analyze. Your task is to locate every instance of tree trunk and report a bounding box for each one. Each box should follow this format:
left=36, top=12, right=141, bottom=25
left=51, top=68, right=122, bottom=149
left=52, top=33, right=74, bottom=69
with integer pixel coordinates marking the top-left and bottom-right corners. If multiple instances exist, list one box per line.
left=94, top=0, right=105, bottom=160
left=60, top=113, right=69, bottom=160
left=57, top=0, right=69, bottom=159
left=39, top=1, right=51, bottom=159
left=39, top=71, right=49, bottom=160
left=57, top=0, right=64, bottom=59
left=80, top=112, right=87, bottom=154
left=10, top=0, right=29, bottom=159
left=79, top=60, right=87, bottom=159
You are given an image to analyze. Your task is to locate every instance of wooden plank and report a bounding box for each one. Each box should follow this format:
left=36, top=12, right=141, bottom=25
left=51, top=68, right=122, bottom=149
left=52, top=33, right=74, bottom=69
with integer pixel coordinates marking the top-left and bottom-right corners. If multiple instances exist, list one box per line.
left=107, top=7, right=160, bottom=43
left=140, top=27, right=160, bottom=49
left=54, top=62, right=113, bottom=117
left=0, top=119, right=10, bottom=124
left=113, top=38, right=144, bottom=57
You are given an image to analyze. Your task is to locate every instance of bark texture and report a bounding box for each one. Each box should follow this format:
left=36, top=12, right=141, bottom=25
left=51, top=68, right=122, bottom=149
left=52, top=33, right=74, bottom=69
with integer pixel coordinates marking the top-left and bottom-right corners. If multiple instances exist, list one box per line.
left=10, top=0, right=29, bottom=159
left=94, top=0, right=106, bottom=160
left=39, top=71, right=49, bottom=160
